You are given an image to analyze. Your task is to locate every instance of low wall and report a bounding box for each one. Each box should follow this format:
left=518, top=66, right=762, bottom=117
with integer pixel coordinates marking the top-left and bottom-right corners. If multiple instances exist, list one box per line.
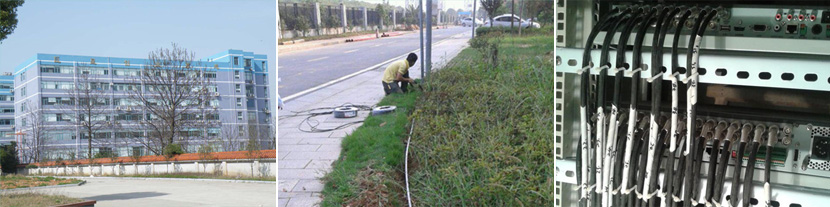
left=18, top=159, right=276, bottom=178
left=280, top=25, right=395, bottom=39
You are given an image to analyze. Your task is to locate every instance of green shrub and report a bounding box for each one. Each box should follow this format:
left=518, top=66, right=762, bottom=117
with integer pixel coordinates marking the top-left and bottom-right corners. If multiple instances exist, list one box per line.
left=475, top=26, right=553, bottom=37
left=163, top=144, right=184, bottom=158
left=26, top=164, right=37, bottom=169
left=1, top=142, right=19, bottom=173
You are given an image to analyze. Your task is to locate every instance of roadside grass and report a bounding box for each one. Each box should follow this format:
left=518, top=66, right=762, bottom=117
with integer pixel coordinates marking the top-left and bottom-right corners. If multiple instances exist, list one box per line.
left=280, top=30, right=380, bottom=43
left=320, top=91, right=419, bottom=207
left=0, top=174, right=83, bottom=190
left=34, top=172, right=276, bottom=182
left=0, top=192, right=84, bottom=207
left=319, top=34, right=553, bottom=206
left=408, top=34, right=554, bottom=206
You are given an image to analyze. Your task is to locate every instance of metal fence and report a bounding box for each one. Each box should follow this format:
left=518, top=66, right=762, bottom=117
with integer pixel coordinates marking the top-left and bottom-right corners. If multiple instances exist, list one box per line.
left=279, top=3, right=317, bottom=30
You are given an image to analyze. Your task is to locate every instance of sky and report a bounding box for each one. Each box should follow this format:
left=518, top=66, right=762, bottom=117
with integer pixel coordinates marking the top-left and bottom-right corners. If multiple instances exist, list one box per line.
left=0, top=0, right=277, bottom=106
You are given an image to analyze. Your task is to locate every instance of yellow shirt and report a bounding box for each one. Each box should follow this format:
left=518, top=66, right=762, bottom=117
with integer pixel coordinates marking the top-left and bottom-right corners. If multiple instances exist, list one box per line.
left=382, top=60, right=410, bottom=83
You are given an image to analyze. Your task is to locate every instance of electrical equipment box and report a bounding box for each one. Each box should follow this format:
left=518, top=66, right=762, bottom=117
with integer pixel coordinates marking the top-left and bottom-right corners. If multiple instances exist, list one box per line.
left=555, top=1, right=830, bottom=206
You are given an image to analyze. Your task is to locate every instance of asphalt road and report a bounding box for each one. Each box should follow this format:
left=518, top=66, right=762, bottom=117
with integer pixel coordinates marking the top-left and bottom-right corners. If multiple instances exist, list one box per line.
left=278, top=26, right=471, bottom=97
left=25, top=177, right=276, bottom=207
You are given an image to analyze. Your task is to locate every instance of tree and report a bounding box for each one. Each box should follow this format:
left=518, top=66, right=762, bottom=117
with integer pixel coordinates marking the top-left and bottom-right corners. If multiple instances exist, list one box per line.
left=523, top=0, right=552, bottom=26
left=19, top=101, right=50, bottom=163
left=0, top=0, right=24, bottom=42
left=1, top=141, right=19, bottom=174
left=218, top=124, right=245, bottom=152
left=480, top=0, right=503, bottom=27
left=128, top=43, right=214, bottom=156
left=61, top=73, right=111, bottom=160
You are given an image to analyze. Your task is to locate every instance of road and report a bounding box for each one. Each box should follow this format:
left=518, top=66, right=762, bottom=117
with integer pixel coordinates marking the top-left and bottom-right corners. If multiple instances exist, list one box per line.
left=278, top=26, right=471, bottom=97
left=26, top=177, right=276, bottom=207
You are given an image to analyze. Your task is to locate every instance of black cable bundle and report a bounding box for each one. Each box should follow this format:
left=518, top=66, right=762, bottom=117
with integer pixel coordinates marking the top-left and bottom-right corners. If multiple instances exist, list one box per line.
left=704, top=121, right=728, bottom=205
left=664, top=7, right=693, bottom=207
left=713, top=122, right=741, bottom=205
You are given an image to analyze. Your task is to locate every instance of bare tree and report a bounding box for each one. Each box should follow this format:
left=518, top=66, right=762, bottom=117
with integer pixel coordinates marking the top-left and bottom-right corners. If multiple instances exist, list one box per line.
left=218, top=123, right=245, bottom=152
left=61, top=72, right=111, bottom=159
left=128, top=43, right=215, bottom=156
left=18, top=101, right=51, bottom=163
left=480, top=0, right=504, bottom=27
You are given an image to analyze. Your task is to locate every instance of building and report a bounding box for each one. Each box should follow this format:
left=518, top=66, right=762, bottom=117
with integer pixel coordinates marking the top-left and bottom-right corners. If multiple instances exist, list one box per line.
left=12, top=50, right=272, bottom=162
left=0, top=74, right=14, bottom=146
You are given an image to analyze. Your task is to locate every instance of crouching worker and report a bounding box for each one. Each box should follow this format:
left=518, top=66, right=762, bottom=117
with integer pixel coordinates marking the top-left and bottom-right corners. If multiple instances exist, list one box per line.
left=382, top=53, right=418, bottom=95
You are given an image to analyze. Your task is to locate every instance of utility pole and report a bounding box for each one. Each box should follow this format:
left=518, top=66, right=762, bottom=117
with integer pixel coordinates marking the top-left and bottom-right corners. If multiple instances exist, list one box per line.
left=472, top=0, right=476, bottom=39
left=425, top=0, right=432, bottom=80
left=419, top=0, right=424, bottom=80
left=510, top=0, right=515, bottom=29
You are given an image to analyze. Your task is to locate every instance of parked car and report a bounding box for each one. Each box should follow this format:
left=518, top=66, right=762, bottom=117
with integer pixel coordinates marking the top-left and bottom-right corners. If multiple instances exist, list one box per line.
left=460, top=17, right=484, bottom=27
left=484, top=14, right=540, bottom=28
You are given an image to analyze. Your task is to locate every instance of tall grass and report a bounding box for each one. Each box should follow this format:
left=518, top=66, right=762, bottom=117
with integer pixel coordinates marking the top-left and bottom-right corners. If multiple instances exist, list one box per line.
left=319, top=35, right=554, bottom=206
left=408, top=35, right=554, bottom=206
left=321, top=92, right=419, bottom=207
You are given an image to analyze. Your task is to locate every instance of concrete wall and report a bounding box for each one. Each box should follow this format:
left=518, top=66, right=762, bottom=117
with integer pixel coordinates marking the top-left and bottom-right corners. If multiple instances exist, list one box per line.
left=18, top=158, right=276, bottom=178
left=280, top=25, right=392, bottom=39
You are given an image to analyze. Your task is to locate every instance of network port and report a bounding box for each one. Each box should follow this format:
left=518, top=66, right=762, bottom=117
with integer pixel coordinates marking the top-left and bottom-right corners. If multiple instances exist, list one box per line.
left=786, top=24, right=798, bottom=34
left=720, top=25, right=731, bottom=31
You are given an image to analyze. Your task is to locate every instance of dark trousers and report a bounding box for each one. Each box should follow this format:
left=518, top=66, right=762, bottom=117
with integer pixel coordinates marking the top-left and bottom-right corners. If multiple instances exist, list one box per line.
left=382, top=72, right=410, bottom=95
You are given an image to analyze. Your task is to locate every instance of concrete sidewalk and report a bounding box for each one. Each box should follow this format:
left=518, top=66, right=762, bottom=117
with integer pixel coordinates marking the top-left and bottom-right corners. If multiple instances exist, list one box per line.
left=277, top=30, right=472, bottom=207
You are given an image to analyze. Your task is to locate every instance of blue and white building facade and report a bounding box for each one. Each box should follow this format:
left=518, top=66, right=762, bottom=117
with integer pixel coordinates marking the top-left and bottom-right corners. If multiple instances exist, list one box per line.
left=0, top=74, right=14, bottom=146
left=11, top=50, right=272, bottom=160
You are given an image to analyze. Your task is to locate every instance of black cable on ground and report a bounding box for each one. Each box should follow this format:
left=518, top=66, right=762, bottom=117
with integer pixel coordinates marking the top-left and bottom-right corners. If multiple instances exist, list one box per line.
left=279, top=104, right=374, bottom=133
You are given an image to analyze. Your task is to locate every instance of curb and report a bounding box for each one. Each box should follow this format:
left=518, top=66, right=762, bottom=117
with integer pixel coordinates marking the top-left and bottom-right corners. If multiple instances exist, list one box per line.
left=43, top=176, right=277, bottom=184
left=280, top=30, right=418, bottom=54
left=1, top=180, right=86, bottom=192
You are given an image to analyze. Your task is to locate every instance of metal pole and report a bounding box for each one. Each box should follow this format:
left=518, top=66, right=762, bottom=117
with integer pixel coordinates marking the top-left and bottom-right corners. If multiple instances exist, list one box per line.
left=419, top=0, right=424, bottom=80
left=425, top=0, right=432, bottom=80
left=472, top=0, right=476, bottom=38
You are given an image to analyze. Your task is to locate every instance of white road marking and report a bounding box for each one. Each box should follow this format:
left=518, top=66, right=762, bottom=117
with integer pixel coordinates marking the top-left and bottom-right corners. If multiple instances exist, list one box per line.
left=307, top=56, right=329, bottom=62
left=371, top=44, right=383, bottom=47
left=344, top=49, right=359, bottom=54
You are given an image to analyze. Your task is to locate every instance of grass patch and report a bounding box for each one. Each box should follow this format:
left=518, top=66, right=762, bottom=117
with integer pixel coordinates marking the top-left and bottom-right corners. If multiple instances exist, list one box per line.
left=0, top=174, right=83, bottom=190
left=280, top=30, right=380, bottom=43
left=0, top=192, right=85, bottom=207
left=320, top=34, right=553, bottom=206
left=410, top=34, right=554, bottom=205
left=320, top=92, right=419, bottom=207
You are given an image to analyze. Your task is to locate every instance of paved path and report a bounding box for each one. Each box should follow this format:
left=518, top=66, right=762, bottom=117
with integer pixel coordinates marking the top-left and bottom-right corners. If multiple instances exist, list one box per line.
left=278, top=26, right=469, bottom=96
left=277, top=29, right=472, bottom=207
left=24, top=177, right=276, bottom=207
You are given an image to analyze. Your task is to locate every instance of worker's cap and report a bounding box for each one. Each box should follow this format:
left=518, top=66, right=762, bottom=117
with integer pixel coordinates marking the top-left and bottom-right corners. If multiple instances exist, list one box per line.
left=407, top=53, right=418, bottom=65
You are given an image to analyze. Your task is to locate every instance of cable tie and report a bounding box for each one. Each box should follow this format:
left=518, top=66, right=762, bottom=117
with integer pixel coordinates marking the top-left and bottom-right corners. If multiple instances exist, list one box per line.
left=611, top=186, right=621, bottom=194
left=713, top=201, right=722, bottom=207
left=691, top=198, right=699, bottom=206
left=672, top=195, right=682, bottom=202
left=668, top=72, right=681, bottom=81
left=577, top=65, right=592, bottom=74
left=643, top=189, right=659, bottom=200
left=635, top=190, right=643, bottom=198
left=612, top=67, right=626, bottom=73
left=681, top=72, right=699, bottom=83
left=705, top=200, right=713, bottom=207
left=597, top=65, right=609, bottom=72
left=625, top=68, right=643, bottom=76
left=646, top=72, right=664, bottom=83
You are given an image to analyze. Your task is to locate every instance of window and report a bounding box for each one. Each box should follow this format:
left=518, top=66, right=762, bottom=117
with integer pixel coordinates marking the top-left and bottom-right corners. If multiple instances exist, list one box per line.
left=1, top=108, right=13, bottom=113
left=41, top=81, right=75, bottom=90
left=20, top=87, right=25, bottom=96
left=235, top=84, right=241, bottom=93
left=234, top=71, right=240, bottom=79
left=113, top=83, right=139, bottom=91
left=116, top=114, right=142, bottom=121
left=0, top=119, right=13, bottom=125
left=21, top=104, right=26, bottom=112
left=237, top=98, right=242, bottom=107
left=78, top=67, right=108, bottom=75
left=262, top=61, right=266, bottom=70
left=234, top=57, right=239, bottom=65
left=238, top=125, right=245, bottom=136
left=0, top=95, right=12, bottom=101
left=42, top=97, right=74, bottom=106
left=113, top=68, right=140, bottom=76
left=245, top=59, right=251, bottom=67
left=19, top=71, right=25, bottom=81
left=237, top=112, right=243, bottom=121
left=245, top=71, right=253, bottom=81
left=41, top=66, right=58, bottom=73
left=53, top=131, right=75, bottom=140
left=263, top=74, right=267, bottom=83
left=0, top=84, right=11, bottom=89
left=204, top=72, right=217, bottom=78
left=248, top=112, right=256, bottom=122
